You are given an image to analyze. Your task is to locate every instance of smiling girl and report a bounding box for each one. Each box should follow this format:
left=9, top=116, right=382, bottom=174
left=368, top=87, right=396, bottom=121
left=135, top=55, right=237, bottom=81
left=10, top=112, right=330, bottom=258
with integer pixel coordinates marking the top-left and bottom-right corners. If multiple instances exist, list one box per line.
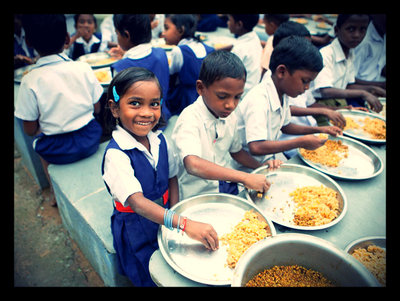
left=102, top=67, right=218, bottom=286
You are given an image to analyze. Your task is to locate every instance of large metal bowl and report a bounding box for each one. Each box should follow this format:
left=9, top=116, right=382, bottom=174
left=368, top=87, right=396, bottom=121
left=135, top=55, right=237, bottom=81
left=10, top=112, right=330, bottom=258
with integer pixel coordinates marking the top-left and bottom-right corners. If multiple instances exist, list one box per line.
left=232, top=233, right=380, bottom=287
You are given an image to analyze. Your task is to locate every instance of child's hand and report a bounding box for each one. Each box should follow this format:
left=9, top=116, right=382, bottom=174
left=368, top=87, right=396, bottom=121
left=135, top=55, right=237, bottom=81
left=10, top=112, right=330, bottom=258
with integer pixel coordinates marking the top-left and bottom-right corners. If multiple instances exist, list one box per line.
left=242, top=173, right=271, bottom=194
left=362, top=92, right=383, bottom=113
left=299, top=134, right=328, bottom=150
left=185, top=219, right=219, bottom=251
left=326, top=110, right=346, bottom=129
left=263, top=159, right=283, bottom=171
left=319, top=125, right=343, bottom=137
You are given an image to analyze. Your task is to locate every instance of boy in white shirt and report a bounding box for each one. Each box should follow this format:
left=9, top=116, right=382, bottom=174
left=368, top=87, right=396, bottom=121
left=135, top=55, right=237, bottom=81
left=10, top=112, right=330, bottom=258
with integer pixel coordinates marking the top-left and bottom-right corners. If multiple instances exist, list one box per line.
left=236, top=36, right=342, bottom=167
left=312, top=14, right=384, bottom=112
left=172, top=51, right=278, bottom=200
left=228, top=14, right=262, bottom=96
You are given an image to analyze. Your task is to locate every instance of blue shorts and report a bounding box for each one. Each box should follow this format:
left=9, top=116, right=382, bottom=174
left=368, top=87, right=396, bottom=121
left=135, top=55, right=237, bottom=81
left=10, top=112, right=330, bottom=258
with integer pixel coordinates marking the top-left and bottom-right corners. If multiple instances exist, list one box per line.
left=33, top=119, right=102, bottom=164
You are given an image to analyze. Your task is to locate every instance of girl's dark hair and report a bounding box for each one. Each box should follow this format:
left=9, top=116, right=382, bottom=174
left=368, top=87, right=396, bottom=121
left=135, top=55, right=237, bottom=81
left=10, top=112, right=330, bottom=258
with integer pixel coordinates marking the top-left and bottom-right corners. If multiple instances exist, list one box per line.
left=113, top=14, right=152, bottom=45
left=166, top=14, right=199, bottom=41
left=73, top=14, right=97, bottom=27
left=272, top=21, right=311, bottom=48
left=269, top=35, right=323, bottom=74
left=21, top=14, right=68, bottom=55
left=199, top=50, right=247, bottom=87
left=104, top=67, right=165, bottom=133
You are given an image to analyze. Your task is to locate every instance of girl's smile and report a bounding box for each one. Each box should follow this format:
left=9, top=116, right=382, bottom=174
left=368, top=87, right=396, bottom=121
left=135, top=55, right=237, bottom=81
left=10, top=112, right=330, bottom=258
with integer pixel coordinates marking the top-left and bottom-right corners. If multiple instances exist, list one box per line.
left=110, top=80, right=161, bottom=142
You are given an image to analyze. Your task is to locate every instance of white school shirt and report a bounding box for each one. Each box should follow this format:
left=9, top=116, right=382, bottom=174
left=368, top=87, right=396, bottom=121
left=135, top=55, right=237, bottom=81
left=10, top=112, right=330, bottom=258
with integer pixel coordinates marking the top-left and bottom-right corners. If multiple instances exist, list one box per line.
left=171, top=96, right=242, bottom=200
left=312, top=38, right=356, bottom=98
left=236, top=70, right=291, bottom=164
left=354, top=22, right=386, bottom=82
left=168, top=38, right=208, bottom=75
left=102, top=125, right=178, bottom=207
left=231, top=31, right=262, bottom=96
left=14, top=53, right=103, bottom=135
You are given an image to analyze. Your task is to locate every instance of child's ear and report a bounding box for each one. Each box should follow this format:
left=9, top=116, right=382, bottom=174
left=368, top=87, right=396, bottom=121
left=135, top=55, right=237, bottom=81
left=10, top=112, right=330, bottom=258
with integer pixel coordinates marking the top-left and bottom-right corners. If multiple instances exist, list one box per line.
left=275, top=64, right=288, bottom=79
left=196, top=80, right=205, bottom=95
left=108, top=99, right=120, bottom=118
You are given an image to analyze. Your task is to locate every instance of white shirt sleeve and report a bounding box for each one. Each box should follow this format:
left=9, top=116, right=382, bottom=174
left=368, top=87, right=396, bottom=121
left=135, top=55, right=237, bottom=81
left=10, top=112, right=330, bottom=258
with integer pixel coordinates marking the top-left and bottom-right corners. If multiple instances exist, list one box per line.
left=102, top=148, right=142, bottom=207
left=15, top=78, right=39, bottom=121
left=165, top=136, right=178, bottom=178
left=168, top=46, right=184, bottom=75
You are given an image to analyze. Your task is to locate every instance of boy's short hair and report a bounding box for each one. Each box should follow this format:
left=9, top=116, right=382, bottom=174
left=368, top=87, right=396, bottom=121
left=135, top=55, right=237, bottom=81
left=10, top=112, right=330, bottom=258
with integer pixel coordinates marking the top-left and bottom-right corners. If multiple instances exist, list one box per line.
left=199, top=50, right=246, bottom=87
left=113, top=14, right=151, bottom=45
left=272, top=21, right=311, bottom=48
left=269, top=35, right=323, bottom=74
left=22, top=14, right=68, bottom=55
left=263, top=14, right=290, bottom=26
left=230, top=14, right=259, bottom=31
left=336, top=14, right=370, bottom=28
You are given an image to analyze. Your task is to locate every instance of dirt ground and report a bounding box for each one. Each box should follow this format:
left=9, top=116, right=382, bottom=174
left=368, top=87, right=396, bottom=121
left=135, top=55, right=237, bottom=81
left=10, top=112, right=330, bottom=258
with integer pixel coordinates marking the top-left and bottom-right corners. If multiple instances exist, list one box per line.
left=14, top=144, right=105, bottom=287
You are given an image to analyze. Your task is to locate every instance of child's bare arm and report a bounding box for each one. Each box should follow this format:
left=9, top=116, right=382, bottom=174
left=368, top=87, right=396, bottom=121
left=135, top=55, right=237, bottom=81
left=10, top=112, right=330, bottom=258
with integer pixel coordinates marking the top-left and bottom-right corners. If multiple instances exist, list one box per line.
left=183, top=155, right=270, bottom=193
left=22, top=120, right=40, bottom=136
left=230, top=149, right=262, bottom=170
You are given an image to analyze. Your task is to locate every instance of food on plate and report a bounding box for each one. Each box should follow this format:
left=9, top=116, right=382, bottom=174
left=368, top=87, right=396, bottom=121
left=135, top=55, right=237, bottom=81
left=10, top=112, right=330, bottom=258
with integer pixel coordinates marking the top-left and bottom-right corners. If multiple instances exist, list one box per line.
left=94, top=69, right=111, bottom=83
left=246, top=265, right=334, bottom=287
left=341, top=116, right=386, bottom=140
left=220, top=210, right=271, bottom=269
left=362, top=117, right=386, bottom=140
left=299, top=138, right=349, bottom=168
left=351, top=245, right=386, bottom=286
left=290, top=185, right=340, bottom=226
left=89, top=57, right=117, bottom=66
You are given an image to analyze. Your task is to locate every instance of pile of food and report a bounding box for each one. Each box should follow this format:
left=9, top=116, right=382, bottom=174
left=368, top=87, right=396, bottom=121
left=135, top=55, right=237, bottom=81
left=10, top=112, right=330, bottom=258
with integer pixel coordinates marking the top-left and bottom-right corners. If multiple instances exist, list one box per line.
left=290, top=185, right=340, bottom=227
left=343, top=116, right=386, bottom=140
left=246, top=265, right=334, bottom=287
left=220, top=210, right=271, bottom=269
left=300, top=138, right=348, bottom=167
left=362, top=117, right=386, bottom=140
left=351, top=245, right=386, bottom=286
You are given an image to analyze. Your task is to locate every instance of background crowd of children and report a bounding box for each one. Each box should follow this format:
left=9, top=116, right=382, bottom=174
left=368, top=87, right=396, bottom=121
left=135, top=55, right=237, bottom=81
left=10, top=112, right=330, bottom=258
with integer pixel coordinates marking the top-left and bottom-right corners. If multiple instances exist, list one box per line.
left=14, top=14, right=386, bottom=286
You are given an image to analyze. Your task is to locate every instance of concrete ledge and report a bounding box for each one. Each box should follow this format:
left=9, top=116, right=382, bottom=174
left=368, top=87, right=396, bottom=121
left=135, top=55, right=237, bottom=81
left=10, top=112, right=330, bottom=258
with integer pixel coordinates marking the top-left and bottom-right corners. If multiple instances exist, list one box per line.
left=48, top=142, right=132, bottom=287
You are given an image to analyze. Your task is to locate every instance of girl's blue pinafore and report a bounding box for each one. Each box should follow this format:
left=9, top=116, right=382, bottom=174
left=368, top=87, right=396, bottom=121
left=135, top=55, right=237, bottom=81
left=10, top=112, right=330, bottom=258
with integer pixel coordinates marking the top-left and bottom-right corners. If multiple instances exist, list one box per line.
left=166, top=44, right=214, bottom=116
left=101, top=133, right=169, bottom=287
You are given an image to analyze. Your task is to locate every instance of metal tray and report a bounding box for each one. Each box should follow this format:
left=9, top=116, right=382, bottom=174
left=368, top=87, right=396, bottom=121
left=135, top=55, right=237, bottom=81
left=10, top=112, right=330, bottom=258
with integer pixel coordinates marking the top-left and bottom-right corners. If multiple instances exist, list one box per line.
left=157, top=193, right=276, bottom=286
left=344, top=236, right=386, bottom=254
left=245, top=164, right=347, bottom=231
left=298, top=135, right=384, bottom=180
left=331, top=109, right=386, bottom=144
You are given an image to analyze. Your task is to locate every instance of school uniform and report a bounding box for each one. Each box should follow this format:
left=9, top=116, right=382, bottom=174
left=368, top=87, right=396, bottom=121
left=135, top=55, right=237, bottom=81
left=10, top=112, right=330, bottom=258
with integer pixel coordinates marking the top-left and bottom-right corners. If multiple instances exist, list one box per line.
left=231, top=31, right=262, bottom=96
left=354, top=22, right=386, bottom=82
left=279, top=90, right=317, bottom=158
left=68, top=32, right=102, bottom=60
left=171, top=96, right=242, bottom=200
left=14, top=27, right=37, bottom=67
left=14, top=53, right=103, bottom=164
left=102, top=125, right=178, bottom=287
left=112, top=43, right=170, bottom=120
left=312, top=38, right=357, bottom=100
left=236, top=70, right=291, bottom=169
left=167, top=38, right=214, bottom=116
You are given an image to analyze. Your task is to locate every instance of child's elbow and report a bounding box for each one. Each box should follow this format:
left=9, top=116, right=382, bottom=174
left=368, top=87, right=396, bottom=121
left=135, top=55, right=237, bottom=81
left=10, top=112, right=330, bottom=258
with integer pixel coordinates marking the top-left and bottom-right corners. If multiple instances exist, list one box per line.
left=248, top=142, right=264, bottom=156
left=183, top=155, right=201, bottom=176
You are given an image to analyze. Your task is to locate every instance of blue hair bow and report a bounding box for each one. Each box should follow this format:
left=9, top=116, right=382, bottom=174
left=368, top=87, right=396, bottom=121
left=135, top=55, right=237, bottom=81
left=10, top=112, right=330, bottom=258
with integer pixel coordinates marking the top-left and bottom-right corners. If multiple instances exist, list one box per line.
left=113, top=86, right=120, bottom=102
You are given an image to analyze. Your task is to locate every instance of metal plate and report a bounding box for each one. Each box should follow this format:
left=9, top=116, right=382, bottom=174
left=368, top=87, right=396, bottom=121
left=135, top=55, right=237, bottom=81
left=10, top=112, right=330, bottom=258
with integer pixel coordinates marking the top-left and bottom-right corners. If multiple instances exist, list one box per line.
left=77, top=52, right=118, bottom=69
left=331, top=109, right=386, bottom=144
left=157, top=193, right=276, bottom=286
left=344, top=236, right=386, bottom=254
left=245, top=164, right=347, bottom=231
left=14, top=64, right=34, bottom=83
left=298, top=135, right=384, bottom=180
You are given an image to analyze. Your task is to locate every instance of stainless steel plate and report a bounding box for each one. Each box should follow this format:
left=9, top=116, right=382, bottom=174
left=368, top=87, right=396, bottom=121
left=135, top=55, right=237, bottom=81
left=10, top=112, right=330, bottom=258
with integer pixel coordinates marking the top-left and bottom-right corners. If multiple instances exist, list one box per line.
left=14, top=64, right=34, bottom=83
left=298, top=135, right=384, bottom=180
left=157, top=193, right=276, bottom=286
left=245, top=164, right=347, bottom=231
left=77, top=52, right=118, bottom=69
left=344, top=236, right=386, bottom=254
left=331, top=109, right=386, bottom=144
